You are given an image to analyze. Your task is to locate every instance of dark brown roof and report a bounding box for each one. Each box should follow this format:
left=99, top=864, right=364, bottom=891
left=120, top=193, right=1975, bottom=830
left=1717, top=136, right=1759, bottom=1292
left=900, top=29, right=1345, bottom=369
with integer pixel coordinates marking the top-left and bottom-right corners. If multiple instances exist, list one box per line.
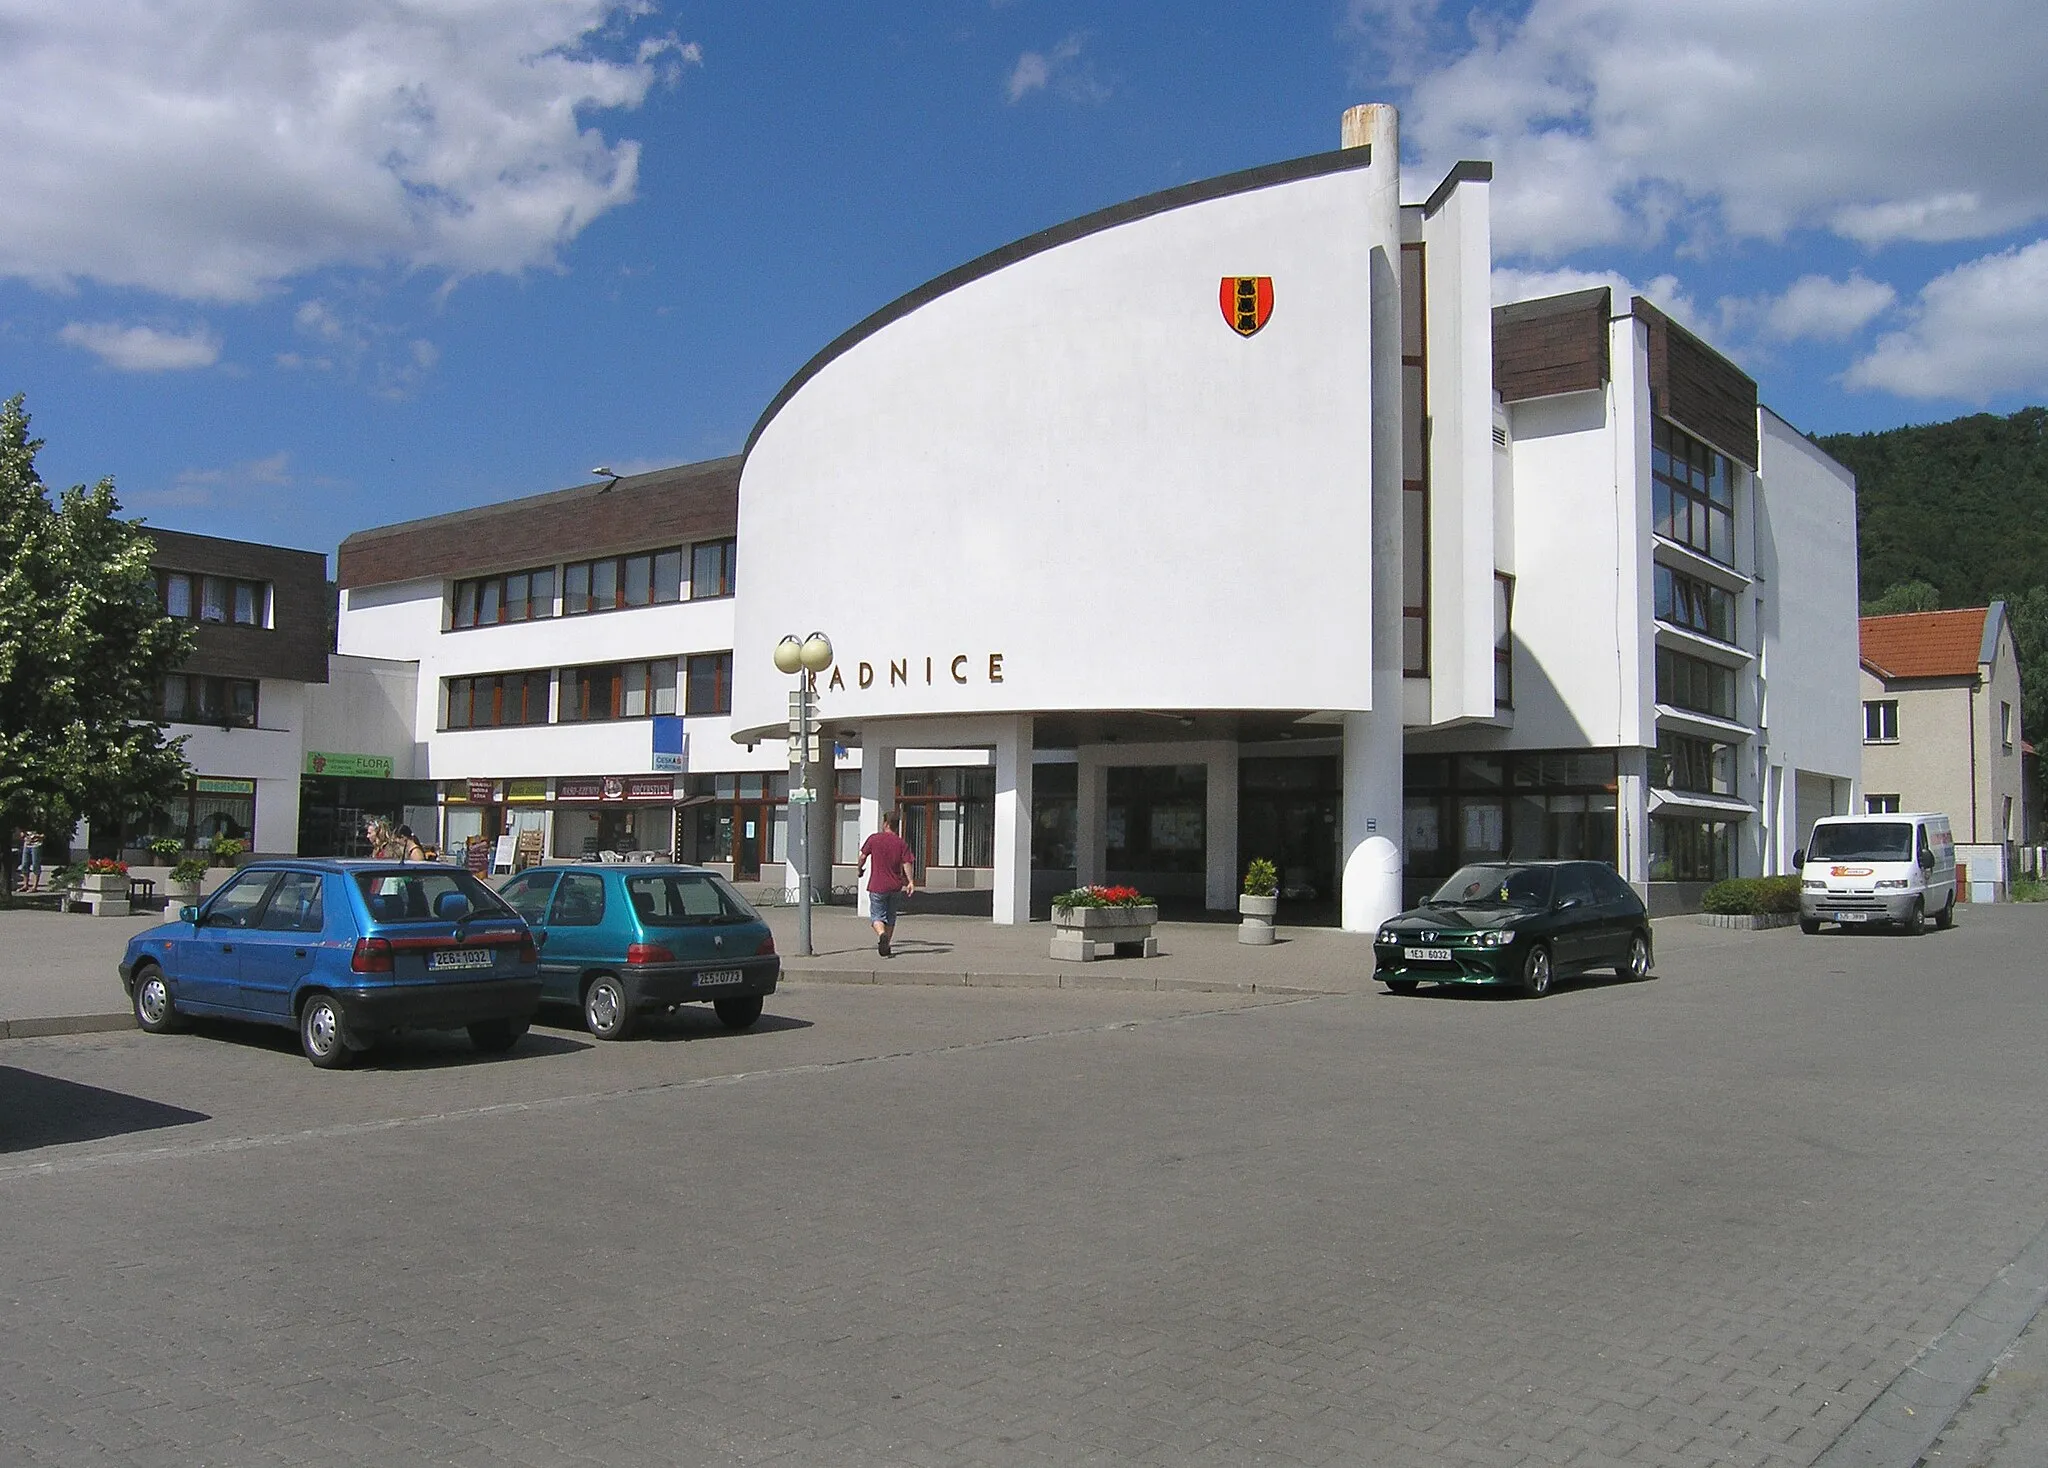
left=336, top=458, right=742, bottom=590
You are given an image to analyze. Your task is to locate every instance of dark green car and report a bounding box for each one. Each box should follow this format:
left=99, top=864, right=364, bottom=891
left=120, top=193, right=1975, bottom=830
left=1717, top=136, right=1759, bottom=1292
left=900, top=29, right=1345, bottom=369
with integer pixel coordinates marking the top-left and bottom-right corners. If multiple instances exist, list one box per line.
left=1374, top=860, right=1652, bottom=997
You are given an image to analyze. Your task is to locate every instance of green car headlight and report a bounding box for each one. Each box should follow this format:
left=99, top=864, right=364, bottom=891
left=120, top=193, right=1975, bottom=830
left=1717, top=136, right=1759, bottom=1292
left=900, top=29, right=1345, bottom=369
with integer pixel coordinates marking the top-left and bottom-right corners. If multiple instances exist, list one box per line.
left=1480, top=929, right=1516, bottom=946
left=1377, top=928, right=1395, bottom=944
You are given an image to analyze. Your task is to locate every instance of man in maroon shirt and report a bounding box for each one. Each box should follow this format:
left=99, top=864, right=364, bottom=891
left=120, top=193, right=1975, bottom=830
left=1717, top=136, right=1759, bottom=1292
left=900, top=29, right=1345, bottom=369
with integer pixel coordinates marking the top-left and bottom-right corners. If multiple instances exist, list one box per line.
left=857, top=811, right=917, bottom=958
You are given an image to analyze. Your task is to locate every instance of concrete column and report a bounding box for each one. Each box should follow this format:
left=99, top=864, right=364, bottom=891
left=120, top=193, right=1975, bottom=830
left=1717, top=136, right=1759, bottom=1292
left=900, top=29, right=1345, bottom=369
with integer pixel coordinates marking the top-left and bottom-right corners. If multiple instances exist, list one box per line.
left=1076, top=752, right=1106, bottom=886
left=1205, top=743, right=1240, bottom=911
left=993, top=717, right=1034, bottom=925
left=1337, top=101, right=1407, bottom=934
left=860, top=741, right=896, bottom=844
left=1616, top=747, right=1649, bottom=889
left=255, top=776, right=302, bottom=857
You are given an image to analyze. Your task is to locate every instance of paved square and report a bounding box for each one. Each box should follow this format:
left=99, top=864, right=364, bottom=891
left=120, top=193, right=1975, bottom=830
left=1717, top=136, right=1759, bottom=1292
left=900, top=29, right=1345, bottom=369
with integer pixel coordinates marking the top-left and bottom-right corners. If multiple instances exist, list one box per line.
left=6, top=909, right=2048, bottom=1465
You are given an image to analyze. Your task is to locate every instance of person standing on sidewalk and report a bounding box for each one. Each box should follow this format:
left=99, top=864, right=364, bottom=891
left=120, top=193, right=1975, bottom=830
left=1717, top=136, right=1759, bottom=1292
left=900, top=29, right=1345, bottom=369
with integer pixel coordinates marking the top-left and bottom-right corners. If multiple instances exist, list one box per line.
left=857, top=812, right=917, bottom=958
left=17, top=830, right=42, bottom=892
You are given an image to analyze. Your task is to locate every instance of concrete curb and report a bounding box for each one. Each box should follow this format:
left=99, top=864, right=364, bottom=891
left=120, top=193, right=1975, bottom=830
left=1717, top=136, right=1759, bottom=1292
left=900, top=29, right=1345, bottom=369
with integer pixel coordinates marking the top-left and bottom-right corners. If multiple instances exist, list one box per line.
left=0, top=1013, right=135, bottom=1040
left=781, top=968, right=1338, bottom=996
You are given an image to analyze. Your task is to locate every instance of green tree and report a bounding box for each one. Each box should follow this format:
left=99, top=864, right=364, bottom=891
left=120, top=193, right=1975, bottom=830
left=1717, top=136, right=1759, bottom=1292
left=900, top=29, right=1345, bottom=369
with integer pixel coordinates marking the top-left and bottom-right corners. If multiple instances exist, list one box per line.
left=0, top=396, right=193, bottom=877
left=1862, top=580, right=1942, bottom=616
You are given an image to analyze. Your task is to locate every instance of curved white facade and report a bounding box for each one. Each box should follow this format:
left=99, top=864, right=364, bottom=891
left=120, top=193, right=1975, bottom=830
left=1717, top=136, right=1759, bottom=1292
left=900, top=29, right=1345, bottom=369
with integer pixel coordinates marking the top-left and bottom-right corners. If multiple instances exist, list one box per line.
left=733, top=150, right=1393, bottom=735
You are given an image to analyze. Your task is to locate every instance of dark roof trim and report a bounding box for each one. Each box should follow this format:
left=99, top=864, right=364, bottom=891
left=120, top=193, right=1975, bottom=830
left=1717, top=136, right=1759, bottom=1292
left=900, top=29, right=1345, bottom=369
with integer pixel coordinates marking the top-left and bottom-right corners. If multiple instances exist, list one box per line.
left=743, top=143, right=1376, bottom=459
left=1982, top=600, right=2007, bottom=667
left=1422, top=160, right=1492, bottom=218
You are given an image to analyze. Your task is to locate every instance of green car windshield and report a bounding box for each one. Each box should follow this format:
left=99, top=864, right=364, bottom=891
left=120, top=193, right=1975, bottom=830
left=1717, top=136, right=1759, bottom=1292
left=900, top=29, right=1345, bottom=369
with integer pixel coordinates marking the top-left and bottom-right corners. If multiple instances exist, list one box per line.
left=1429, top=864, right=1555, bottom=909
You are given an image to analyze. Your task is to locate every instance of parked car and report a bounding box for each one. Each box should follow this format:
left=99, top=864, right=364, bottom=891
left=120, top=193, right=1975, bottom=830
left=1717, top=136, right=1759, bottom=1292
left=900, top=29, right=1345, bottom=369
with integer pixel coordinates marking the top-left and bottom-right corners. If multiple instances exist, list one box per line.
left=118, top=860, right=541, bottom=1068
left=495, top=863, right=780, bottom=1039
left=1373, top=860, right=1652, bottom=996
left=1796, top=811, right=1957, bottom=934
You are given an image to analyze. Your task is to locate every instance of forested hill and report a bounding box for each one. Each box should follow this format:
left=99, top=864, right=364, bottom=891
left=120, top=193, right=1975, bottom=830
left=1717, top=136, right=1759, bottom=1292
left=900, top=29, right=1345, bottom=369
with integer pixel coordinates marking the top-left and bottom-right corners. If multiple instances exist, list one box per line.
left=1816, top=406, right=2048, bottom=612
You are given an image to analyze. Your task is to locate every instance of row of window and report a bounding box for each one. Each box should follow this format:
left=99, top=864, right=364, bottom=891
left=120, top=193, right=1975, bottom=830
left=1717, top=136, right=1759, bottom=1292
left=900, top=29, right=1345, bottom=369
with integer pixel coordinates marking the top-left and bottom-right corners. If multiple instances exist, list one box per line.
left=444, top=653, right=734, bottom=729
left=163, top=673, right=259, bottom=727
left=1652, top=419, right=1736, bottom=566
left=1864, top=698, right=2017, bottom=750
left=159, top=572, right=268, bottom=627
left=450, top=539, right=737, bottom=629
left=1655, top=647, right=1738, bottom=721
left=1652, top=731, right=1736, bottom=796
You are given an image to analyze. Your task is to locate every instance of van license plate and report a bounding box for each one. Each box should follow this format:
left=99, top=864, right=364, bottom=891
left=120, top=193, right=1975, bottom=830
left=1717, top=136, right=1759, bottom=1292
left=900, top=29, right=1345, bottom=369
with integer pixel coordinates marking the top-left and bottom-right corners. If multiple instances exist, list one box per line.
left=428, top=947, right=494, bottom=971
left=1835, top=912, right=1868, bottom=923
left=1403, top=947, right=1453, bottom=962
left=697, top=969, right=743, bottom=987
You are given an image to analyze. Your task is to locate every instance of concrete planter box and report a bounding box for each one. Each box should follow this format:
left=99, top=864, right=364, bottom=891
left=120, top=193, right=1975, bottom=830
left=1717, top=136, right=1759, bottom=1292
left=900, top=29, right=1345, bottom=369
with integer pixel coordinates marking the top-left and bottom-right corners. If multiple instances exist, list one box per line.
left=1051, top=904, right=1159, bottom=962
left=74, top=872, right=130, bottom=917
left=1238, top=893, right=1279, bottom=946
left=1696, top=911, right=1800, bottom=930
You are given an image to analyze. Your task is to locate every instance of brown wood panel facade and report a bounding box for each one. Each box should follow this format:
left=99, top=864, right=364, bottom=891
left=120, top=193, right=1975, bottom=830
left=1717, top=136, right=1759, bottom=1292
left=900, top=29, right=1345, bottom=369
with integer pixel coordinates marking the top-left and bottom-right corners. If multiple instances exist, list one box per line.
left=337, top=456, right=744, bottom=592
left=1492, top=287, right=1611, bottom=402
left=1632, top=297, right=1758, bottom=468
left=145, top=527, right=331, bottom=684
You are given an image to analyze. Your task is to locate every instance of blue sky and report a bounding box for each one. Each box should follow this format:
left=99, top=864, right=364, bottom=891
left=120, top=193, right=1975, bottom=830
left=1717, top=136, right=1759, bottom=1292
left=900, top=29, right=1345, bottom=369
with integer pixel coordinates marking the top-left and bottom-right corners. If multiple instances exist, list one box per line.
left=3, top=0, right=2045, bottom=559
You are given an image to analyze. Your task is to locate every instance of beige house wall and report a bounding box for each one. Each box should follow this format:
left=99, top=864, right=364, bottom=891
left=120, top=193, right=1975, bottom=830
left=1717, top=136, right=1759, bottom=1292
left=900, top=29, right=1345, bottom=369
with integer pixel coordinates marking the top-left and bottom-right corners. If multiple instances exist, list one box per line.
left=1859, top=619, right=2026, bottom=844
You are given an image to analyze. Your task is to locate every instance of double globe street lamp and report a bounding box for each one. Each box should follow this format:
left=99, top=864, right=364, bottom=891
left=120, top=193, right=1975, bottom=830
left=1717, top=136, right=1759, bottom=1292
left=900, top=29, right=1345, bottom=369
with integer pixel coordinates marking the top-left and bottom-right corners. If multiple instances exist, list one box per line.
left=773, top=631, right=834, bottom=956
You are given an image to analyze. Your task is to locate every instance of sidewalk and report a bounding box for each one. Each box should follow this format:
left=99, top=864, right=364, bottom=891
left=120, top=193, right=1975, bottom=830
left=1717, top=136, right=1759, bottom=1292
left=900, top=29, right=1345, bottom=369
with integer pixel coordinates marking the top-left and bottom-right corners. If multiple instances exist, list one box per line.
left=0, top=898, right=1754, bottom=1037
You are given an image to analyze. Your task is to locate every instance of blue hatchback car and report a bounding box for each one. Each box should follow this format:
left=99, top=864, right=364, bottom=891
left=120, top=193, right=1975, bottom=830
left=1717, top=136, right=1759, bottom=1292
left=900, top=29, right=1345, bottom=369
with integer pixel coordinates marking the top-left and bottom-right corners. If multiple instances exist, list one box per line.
left=119, top=860, right=542, bottom=1068
left=495, top=863, right=780, bottom=1039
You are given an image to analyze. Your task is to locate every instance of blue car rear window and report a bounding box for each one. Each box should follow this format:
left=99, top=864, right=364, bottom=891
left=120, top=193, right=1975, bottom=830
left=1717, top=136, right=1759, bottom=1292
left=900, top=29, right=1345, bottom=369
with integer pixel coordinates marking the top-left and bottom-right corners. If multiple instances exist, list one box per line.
left=354, top=869, right=514, bottom=922
left=625, top=873, right=757, bottom=925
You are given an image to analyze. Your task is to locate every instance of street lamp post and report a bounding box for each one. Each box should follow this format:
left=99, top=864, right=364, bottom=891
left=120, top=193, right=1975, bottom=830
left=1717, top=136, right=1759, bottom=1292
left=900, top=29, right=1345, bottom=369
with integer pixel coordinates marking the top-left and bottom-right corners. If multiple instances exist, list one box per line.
left=774, top=631, right=834, bottom=957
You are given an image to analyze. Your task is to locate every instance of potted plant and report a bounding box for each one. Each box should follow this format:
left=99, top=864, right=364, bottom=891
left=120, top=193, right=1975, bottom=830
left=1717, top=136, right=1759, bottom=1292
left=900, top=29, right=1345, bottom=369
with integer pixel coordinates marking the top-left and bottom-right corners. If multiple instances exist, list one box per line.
left=147, top=836, right=184, bottom=863
left=1049, top=884, right=1159, bottom=961
left=1239, top=858, right=1280, bottom=946
left=208, top=834, right=249, bottom=867
left=168, top=856, right=209, bottom=905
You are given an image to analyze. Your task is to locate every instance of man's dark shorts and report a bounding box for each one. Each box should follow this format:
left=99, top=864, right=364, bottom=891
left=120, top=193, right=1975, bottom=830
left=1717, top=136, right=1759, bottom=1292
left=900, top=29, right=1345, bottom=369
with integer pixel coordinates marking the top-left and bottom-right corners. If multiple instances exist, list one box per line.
left=869, top=890, right=903, bottom=926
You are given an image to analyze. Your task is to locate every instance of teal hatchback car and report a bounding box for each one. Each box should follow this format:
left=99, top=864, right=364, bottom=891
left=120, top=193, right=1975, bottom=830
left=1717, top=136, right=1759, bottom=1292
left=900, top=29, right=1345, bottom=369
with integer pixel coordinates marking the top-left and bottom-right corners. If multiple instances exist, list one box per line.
left=495, top=863, right=780, bottom=1039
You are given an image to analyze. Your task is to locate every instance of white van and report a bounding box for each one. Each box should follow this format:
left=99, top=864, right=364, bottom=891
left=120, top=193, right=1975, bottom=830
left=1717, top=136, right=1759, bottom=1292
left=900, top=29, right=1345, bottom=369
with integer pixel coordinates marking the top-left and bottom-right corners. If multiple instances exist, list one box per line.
left=1796, top=812, right=1957, bottom=935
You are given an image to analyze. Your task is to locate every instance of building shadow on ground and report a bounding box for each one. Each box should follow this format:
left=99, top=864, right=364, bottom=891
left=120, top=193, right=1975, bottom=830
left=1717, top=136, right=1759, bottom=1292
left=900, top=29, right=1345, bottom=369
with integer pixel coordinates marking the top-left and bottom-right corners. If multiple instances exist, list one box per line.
left=0, top=1067, right=210, bottom=1153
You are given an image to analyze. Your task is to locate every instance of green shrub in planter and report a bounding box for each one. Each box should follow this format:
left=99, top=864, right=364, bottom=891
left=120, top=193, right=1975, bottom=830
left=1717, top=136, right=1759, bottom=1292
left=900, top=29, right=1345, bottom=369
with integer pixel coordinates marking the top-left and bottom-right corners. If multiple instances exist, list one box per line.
left=1242, top=857, right=1279, bottom=898
left=1701, top=875, right=1802, bottom=914
left=147, top=836, right=184, bottom=862
left=169, top=857, right=209, bottom=884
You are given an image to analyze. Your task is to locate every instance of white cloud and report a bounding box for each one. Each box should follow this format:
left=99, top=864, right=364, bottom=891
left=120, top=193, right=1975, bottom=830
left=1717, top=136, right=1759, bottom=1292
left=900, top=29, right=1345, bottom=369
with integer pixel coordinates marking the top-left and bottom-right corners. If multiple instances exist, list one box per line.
left=1397, top=0, right=2048, bottom=259
left=0, top=2, right=692, bottom=303
left=56, top=320, right=222, bottom=371
left=1006, top=34, right=1104, bottom=104
left=1845, top=240, right=2048, bottom=402
left=1493, top=263, right=1713, bottom=339
left=129, top=452, right=294, bottom=510
left=1758, top=274, right=1896, bottom=342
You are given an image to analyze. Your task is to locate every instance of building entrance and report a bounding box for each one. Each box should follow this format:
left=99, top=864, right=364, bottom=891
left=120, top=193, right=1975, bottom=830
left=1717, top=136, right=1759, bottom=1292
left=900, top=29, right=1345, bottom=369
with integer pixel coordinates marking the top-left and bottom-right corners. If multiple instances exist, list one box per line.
left=1238, top=756, right=1341, bottom=923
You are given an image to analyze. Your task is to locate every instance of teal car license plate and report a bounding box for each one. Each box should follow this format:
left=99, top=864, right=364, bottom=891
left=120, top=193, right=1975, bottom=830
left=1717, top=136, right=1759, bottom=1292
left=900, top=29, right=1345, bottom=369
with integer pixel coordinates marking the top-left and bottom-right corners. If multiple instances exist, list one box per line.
left=696, top=969, right=743, bottom=987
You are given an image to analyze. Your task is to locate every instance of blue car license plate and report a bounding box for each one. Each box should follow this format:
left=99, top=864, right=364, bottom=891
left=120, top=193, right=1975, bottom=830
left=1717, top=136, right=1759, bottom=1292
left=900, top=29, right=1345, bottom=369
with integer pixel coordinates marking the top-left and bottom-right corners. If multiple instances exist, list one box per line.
left=428, top=947, right=494, bottom=972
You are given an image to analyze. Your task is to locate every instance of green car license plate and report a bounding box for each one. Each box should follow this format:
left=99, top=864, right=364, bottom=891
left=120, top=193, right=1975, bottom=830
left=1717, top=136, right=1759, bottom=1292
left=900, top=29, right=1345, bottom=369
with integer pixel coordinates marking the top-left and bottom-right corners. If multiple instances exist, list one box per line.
left=1403, top=946, right=1453, bottom=962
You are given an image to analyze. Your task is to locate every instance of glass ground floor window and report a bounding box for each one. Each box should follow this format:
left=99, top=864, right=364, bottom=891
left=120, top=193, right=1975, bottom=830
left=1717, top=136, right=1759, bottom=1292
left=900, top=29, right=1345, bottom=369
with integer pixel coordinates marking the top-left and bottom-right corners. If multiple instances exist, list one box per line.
left=126, top=776, right=259, bottom=852
left=298, top=777, right=438, bottom=856
left=1649, top=816, right=1738, bottom=881
left=555, top=805, right=677, bottom=859
left=1403, top=750, right=1619, bottom=882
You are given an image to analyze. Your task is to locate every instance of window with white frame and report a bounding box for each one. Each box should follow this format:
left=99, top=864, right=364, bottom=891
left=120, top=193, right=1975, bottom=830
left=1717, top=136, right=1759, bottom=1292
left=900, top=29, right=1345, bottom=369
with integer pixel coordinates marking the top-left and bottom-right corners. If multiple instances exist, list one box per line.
left=1865, top=794, right=1901, bottom=814
left=1864, top=700, right=1899, bottom=743
left=2002, top=701, right=2014, bottom=752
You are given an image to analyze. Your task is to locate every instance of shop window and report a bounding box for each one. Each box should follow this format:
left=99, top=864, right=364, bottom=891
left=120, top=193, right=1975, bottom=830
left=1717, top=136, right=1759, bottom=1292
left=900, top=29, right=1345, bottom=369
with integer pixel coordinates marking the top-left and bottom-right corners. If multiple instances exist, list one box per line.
left=561, top=660, right=677, bottom=722
left=691, top=539, right=736, bottom=599
left=1653, top=563, right=1736, bottom=643
left=445, top=670, right=551, bottom=729
left=163, top=673, right=259, bottom=728
left=1656, top=647, right=1737, bottom=720
left=1105, top=765, right=1206, bottom=875
left=1863, top=700, right=1898, bottom=743
left=1651, top=419, right=1735, bottom=566
left=1648, top=816, right=1737, bottom=882
left=685, top=652, right=733, bottom=715
left=451, top=566, right=556, bottom=628
left=160, top=571, right=267, bottom=626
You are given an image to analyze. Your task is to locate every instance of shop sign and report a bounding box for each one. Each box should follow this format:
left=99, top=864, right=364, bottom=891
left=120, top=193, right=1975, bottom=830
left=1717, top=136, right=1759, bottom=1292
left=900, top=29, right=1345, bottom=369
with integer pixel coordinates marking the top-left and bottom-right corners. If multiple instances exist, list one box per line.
left=506, top=778, right=548, bottom=803
left=304, top=751, right=393, bottom=780
left=557, top=776, right=605, bottom=802
left=467, top=778, right=496, bottom=804
left=463, top=837, right=491, bottom=874
left=652, top=715, right=688, bottom=773
left=624, top=776, right=674, bottom=802
left=195, top=777, right=255, bottom=795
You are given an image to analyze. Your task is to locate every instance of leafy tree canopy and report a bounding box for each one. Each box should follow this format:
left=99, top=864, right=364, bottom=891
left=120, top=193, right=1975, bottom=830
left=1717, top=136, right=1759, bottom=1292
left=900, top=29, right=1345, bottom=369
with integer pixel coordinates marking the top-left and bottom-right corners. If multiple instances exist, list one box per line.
left=1862, top=580, right=1941, bottom=616
left=0, top=395, right=192, bottom=852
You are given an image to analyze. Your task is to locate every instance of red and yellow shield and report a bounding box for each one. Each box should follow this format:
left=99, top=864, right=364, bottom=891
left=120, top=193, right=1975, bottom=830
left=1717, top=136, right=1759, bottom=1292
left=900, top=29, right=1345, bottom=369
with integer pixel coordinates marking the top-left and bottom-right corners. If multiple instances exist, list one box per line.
left=1219, top=276, right=1274, bottom=336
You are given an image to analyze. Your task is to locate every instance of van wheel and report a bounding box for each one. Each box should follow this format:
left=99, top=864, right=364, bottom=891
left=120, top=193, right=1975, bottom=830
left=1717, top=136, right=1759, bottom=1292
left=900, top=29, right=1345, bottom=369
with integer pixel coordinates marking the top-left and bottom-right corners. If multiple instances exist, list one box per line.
left=1935, top=895, right=1956, bottom=930
left=1901, top=899, right=1925, bottom=936
left=1799, top=916, right=1822, bottom=935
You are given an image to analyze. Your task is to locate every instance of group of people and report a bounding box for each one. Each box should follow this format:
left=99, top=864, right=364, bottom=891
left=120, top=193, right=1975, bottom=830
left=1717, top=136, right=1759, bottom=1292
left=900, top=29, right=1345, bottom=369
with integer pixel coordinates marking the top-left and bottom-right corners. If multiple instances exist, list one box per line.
left=363, top=818, right=428, bottom=861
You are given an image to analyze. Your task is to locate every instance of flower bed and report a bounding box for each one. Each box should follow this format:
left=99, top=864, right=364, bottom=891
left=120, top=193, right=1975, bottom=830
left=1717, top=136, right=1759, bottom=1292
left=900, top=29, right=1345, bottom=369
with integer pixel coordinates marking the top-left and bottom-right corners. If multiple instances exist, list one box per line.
left=1051, top=886, right=1159, bottom=962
